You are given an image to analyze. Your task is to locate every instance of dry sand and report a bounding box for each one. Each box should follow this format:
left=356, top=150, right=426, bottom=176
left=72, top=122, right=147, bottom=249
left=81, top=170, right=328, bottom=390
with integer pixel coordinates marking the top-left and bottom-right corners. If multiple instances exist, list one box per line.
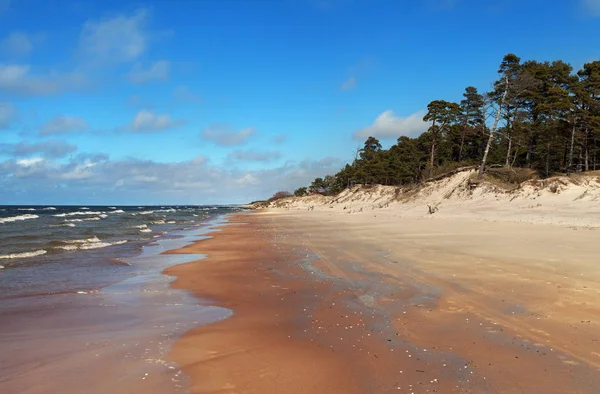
left=167, top=209, right=600, bottom=393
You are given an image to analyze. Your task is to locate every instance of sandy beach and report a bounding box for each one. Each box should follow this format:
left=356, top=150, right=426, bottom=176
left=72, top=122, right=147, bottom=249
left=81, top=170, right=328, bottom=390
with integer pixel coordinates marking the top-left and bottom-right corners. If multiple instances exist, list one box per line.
left=166, top=210, right=600, bottom=393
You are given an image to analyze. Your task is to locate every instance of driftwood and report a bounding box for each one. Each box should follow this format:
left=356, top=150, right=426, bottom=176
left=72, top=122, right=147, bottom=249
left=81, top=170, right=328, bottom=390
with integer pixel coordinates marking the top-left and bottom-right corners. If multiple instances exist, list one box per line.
left=427, top=205, right=439, bottom=214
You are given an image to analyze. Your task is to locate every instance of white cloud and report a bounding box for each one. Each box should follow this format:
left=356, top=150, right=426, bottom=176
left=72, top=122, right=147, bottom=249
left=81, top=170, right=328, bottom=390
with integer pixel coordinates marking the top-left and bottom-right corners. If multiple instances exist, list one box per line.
left=0, top=102, right=16, bottom=129
left=0, top=63, right=86, bottom=96
left=272, top=133, right=287, bottom=144
left=228, top=150, right=281, bottom=162
left=129, top=110, right=183, bottom=132
left=353, top=110, right=429, bottom=140
left=583, top=0, right=600, bottom=15
left=339, top=76, right=356, bottom=91
left=16, top=157, right=44, bottom=167
left=126, top=60, right=170, bottom=83
left=172, top=85, right=202, bottom=102
left=1, top=32, right=33, bottom=57
left=202, top=125, right=255, bottom=146
left=40, top=116, right=88, bottom=135
left=79, top=8, right=149, bottom=63
left=0, top=140, right=77, bottom=158
left=0, top=154, right=342, bottom=204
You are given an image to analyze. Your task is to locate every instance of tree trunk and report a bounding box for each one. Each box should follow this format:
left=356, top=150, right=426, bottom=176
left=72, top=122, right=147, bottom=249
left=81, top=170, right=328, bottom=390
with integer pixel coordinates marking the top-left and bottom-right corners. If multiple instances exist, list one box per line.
left=458, top=131, right=465, bottom=163
left=429, top=139, right=436, bottom=178
left=479, top=77, right=509, bottom=177
left=567, top=118, right=576, bottom=175
left=512, top=147, right=519, bottom=167
left=545, top=140, right=551, bottom=177
left=595, top=137, right=598, bottom=171
left=505, top=136, right=512, bottom=167
left=585, top=127, right=589, bottom=171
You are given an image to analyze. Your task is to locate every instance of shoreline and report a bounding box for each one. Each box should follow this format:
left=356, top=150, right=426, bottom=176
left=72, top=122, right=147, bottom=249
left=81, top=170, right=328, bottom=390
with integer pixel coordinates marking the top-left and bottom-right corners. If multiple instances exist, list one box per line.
left=0, top=219, right=229, bottom=394
left=164, top=214, right=374, bottom=393
left=167, top=210, right=600, bottom=393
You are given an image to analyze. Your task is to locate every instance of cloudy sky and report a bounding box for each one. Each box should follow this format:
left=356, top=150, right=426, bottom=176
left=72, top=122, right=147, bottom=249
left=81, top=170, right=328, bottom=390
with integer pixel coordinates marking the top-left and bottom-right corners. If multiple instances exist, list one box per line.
left=1, top=0, right=599, bottom=204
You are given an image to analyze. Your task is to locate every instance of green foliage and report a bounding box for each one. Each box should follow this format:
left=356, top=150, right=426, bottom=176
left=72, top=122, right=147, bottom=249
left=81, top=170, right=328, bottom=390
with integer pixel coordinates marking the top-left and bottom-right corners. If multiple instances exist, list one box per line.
left=293, top=53, right=600, bottom=196
left=294, top=187, right=307, bottom=197
left=269, top=191, right=293, bottom=201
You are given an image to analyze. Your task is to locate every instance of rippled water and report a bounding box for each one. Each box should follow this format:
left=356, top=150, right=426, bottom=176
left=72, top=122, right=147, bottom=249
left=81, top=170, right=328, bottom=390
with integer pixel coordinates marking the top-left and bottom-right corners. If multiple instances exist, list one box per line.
left=0, top=205, right=240, bottom=298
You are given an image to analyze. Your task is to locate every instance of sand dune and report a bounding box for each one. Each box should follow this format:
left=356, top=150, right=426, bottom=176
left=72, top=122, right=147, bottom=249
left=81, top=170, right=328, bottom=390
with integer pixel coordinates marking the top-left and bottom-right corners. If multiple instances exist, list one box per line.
left=260, top=169, right=600, bottom=228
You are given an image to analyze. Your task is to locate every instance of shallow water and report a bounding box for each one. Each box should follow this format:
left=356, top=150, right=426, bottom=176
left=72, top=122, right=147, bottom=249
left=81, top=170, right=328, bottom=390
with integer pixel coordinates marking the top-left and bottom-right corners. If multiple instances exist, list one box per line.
left=0, top=217, right=232, bottom=394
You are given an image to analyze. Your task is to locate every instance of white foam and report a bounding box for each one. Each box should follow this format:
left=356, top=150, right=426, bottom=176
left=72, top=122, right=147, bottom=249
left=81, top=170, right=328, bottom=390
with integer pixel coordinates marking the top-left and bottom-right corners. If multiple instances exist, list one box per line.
left=54, top=211, right=103, bottom=217
left=110, top=210, right=125, bottom=214
left=17, top=208, right=36, bottom=211
left=43, top=207, right=57, bottom=210
left=132, top=224, right=148, bottom=229
left=64, top=236, right=102, bottom=244
left=139, top=210, right=155, bottom=215
left=55, top=223, right=76, bottom=227
left=55, top=238, right=127, bottom=251
left=108, top=207, right=117, bottom=209
left=140, top=228, right=152, bottom=233
left=80, top=207, right=90, bottom=210
left=0, top=214, right=39, bottom=224
left=0, top=249, right=47, bottom=260
left=151, top=220, right=166, bottom=224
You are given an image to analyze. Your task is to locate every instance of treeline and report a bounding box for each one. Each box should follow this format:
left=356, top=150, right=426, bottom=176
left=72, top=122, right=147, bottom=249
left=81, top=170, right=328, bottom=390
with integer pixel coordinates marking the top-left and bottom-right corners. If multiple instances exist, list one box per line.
left=295, top=54, right=600, bottom=197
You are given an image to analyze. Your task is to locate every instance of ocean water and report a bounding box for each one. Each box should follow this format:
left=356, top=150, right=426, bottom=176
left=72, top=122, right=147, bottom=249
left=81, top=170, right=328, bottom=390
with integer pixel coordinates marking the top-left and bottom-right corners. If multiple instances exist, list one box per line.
left=0, top=205, right=240, bottom=299
left=0, top=208, right=239, bottom=393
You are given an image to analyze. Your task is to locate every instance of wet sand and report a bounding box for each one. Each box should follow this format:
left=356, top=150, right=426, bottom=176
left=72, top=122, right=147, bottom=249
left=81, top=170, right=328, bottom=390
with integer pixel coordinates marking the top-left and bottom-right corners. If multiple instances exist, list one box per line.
left=0, top=226, right=229, bottom=394
left=168, top=211, right=600, bottom=393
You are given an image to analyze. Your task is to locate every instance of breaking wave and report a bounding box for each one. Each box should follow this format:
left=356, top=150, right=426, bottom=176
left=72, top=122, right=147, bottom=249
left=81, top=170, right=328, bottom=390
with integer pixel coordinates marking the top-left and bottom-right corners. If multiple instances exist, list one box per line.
left=0, top=214, right=39, bottom=224
left=54, top=211, right=103, bottom=217
left=54, top=237, right=127, bottom=251
left=0, top=249, right=47, bottom=260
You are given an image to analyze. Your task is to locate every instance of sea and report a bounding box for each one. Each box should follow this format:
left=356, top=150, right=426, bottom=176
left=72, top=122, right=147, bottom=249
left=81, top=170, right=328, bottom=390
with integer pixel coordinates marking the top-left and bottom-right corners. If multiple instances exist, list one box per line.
left=0, top=205, right=240, bottom=299
left=0, top=205, right=242, bottom=393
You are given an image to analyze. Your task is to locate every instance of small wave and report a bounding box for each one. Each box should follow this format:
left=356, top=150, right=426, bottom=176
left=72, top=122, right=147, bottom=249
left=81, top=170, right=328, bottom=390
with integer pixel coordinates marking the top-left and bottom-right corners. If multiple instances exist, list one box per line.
left=108, top=207, right=117, bottom=209
left=151, top=220, right=166, bottom=224
left=43, top=207, right=57, bottom=210
left=55, top=238, right=127, bottom=251
left=139, top=210, right=155, bottom=215
left=167, top=221, right=176, bottom=224
left=99, top=214, right=108, bottom=219
left=0, top=214, right=39, bottom=224
left=110, top=209, right=125, bottom=214
left=0, top=265, right=4, bottom=269
left=17, top=208, right=36, bottom=211
left=132, top=224, right=148, bottom=229
left=140, top=228, right=152, bottom=233
left=0, top=249, right=47, bottom=260
left=64, top=236, right=102, bottom=244
left=80, top=207, right=90, bottom=210
left=66, top=218, right=84, bottom=222
left=54, top=211, right=103, bottom=217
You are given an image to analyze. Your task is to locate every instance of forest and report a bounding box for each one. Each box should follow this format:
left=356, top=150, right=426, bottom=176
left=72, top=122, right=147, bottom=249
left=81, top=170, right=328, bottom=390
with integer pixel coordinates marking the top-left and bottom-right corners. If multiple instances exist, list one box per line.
left=293, top=54, right=600, bottom=197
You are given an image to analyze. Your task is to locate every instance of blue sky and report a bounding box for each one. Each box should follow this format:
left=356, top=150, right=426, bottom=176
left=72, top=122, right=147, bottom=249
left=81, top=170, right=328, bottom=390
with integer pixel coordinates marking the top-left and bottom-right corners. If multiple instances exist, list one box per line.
left=1, top=0, right=599, bottom=204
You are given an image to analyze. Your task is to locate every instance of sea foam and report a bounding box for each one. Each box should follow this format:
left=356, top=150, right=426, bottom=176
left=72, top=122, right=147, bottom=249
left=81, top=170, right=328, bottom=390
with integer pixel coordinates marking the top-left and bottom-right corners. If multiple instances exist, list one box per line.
left=0, top=214, right=39, bottom=224
left=55, top=237, right=127, bottom=251
left=0, top=249, right=47, bottom=260
left=54, top=211, right=103, bottom=217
